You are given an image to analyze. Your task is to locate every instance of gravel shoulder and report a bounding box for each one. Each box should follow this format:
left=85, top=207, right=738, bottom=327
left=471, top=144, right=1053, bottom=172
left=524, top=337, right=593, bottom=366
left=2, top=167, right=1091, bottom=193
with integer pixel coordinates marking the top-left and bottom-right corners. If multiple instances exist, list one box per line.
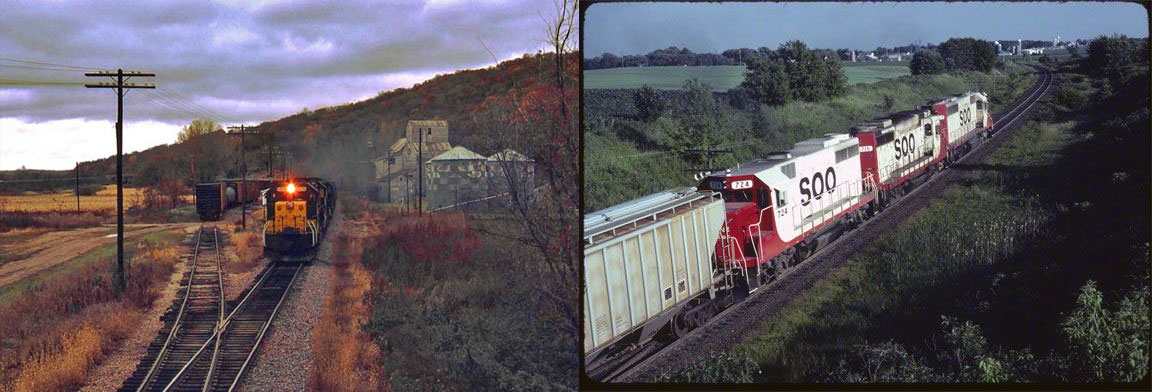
left=238, top=209, right=342, bottom=391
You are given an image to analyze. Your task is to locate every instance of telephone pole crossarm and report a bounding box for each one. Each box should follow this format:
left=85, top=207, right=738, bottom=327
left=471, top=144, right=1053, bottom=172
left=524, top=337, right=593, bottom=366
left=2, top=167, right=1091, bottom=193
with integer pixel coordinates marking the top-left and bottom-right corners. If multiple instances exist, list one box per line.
left=84, top=68, right=155, bottom=293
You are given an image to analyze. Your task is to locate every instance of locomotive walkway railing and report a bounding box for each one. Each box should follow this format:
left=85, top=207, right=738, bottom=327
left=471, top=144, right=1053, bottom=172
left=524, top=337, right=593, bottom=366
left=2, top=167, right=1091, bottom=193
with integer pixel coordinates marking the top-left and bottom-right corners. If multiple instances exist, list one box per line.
left=788, top=173, right=877, bottom=231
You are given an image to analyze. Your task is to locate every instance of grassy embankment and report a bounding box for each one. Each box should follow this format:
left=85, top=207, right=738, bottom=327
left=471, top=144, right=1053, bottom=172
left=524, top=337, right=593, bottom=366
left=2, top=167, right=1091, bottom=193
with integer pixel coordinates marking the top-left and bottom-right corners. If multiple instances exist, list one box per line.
left=583, top=63, right=909, bottom=91
left=585, top=63, right=1035, bottom=211
left=0, top=228, right=186, bottom=391
left=662, top=64, right=1150, bottom=382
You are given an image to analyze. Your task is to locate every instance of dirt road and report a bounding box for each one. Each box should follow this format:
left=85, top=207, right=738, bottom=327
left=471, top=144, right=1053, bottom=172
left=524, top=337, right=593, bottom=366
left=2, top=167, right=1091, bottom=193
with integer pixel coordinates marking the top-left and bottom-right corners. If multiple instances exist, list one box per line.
left=0, top=223, right=197, bottom=289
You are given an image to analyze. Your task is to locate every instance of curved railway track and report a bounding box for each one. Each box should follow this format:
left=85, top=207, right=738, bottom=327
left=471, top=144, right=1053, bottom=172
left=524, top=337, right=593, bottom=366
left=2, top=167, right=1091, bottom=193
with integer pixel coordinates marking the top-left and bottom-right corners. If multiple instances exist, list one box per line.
left=598, top=65, right=1055, bottom=383
left=119, top=227, right=304, bottom=392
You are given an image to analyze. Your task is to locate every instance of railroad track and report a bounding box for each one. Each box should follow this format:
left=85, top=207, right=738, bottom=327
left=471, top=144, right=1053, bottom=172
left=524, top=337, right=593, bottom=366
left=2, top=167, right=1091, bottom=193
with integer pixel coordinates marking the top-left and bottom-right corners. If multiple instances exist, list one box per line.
left=602, top=65, right=1055, bottom=383
left=119, top=227, right=304, bottom=392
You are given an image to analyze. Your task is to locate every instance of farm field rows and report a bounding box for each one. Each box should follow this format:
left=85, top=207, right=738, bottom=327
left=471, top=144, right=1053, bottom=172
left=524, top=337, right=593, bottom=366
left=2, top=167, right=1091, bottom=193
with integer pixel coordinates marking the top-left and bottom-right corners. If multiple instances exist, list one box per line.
left=584, top=64, right=910, bottom=91
left=0, top=185, right=143, bottom=212
left=0, top=185, right=191, bottom=212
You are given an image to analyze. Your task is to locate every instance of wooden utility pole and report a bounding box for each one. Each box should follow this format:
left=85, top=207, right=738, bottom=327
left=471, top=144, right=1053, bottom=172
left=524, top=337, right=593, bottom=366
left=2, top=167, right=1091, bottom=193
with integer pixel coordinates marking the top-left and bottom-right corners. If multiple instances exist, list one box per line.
left=85, top=69, right=155, bottom=293
left=228, top=125, right=260, bottom=229
left=74, top=162, right=80, bottom=212
left=684, top=147, right=734, bottom=174
left=417, top=128, right=423, bottom=216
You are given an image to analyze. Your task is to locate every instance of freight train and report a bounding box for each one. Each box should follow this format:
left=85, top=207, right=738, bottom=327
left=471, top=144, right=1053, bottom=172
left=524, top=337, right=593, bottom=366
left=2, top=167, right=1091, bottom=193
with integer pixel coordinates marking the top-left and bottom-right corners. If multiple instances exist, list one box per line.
left=194, top=179, right=274, bottom=221
left=584, top=91, right=993, bottom=368
left=262, top=177, right=336, bottom=259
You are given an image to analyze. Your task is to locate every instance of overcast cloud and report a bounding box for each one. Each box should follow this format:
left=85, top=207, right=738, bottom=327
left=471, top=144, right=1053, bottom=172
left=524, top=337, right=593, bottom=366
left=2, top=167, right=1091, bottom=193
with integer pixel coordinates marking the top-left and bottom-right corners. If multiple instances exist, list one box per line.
left=1, top=0, right=553, bottom=170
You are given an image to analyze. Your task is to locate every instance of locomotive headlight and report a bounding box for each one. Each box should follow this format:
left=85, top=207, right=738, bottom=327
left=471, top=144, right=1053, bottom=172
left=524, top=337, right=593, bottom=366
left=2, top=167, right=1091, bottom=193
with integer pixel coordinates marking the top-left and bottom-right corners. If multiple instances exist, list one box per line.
left=286, top=183, right=296, bottom=194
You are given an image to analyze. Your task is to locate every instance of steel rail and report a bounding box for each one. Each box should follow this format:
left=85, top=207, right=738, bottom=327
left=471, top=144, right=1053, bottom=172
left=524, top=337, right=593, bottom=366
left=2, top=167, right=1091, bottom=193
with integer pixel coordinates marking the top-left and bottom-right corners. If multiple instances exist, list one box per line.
left=136, top=228, right=205, bottom=392
left=204, top=229, right=225, bottom=392
left=161, top=261, right=303, bottom=391
left=226, top=262, right=305, bottom=391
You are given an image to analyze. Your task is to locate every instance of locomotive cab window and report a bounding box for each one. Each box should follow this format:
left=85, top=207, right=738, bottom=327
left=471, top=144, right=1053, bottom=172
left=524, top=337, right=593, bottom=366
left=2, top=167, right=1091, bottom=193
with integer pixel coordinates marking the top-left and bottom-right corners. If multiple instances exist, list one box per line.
left=723, top=189, right=754, bottom=203
left=781, top=163, right=796, bottom=179
left=976, top=100, right=984, bottom=110
left=835, top=145, right=858, bottom=163
left=924, top=123, right=933, bottom=136
left=756, top=189, right=771, bottom=209
left=776, top=189, right=788, bottom=207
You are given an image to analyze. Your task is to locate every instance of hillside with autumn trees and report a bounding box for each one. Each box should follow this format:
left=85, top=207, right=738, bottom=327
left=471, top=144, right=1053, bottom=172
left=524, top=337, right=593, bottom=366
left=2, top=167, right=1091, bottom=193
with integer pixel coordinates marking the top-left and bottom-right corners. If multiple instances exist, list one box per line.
left=68, top=51, right=578, bottom=191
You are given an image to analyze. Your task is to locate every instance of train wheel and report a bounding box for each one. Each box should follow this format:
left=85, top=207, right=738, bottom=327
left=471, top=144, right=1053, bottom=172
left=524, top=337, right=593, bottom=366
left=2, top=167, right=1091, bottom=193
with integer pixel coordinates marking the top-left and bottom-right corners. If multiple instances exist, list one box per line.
left=692, top=308, right=709, bottom=328
left=792, top=244, right=811, bottom=265
left=671, top=313, right=692, bottom=339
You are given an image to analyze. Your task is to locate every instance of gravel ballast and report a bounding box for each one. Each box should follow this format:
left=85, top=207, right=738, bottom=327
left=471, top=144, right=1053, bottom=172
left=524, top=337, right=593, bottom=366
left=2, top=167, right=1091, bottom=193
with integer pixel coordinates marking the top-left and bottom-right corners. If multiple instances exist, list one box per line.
left=238, top=211, right=342, bottom=391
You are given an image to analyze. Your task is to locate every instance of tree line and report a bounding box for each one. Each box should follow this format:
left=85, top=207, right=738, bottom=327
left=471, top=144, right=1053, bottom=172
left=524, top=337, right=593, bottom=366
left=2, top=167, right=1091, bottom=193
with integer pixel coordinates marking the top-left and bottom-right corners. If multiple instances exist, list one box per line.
left=910, top=38, right=999, bottom=75
left=584, top=43, right=930, bottom=70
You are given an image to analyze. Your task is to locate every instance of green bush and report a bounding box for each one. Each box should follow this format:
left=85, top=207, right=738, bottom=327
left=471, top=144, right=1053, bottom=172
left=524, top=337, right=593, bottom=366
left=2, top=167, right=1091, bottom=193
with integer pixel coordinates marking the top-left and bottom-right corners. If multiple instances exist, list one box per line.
left=740, top=40, right=846, bottom=106
left=633, top=85, right=667, bottom=122
left=1052, top=84, right=1085, bottom=110
left=823, top=282, right=1149, bottom=383
left=655, top=351, right=760, bottom=383
left=76, top=184, right=102, bottom=196
left=1061, top=281, right=1149, bottom=382
left=910, top=49, right=946, bottom=75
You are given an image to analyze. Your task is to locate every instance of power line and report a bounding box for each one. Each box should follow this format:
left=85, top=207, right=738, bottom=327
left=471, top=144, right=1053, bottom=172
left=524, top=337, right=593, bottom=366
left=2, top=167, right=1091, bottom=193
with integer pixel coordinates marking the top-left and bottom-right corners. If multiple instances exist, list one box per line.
left=140, top=89, right=227, bottom=124
left=0, top=175, right=122, bottom=183
left=0, top=58, right=111, bottom=71
left=0, top=77, right=86, bottom=85
left=0, top=64, right=92, bottom=72
left=158, top=86, right=237, bottom=123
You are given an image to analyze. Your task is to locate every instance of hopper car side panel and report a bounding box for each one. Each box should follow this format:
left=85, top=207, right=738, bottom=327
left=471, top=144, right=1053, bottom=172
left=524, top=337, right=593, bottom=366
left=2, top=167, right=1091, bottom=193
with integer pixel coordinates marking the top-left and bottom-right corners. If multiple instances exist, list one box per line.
left=584, top=193, right=725, bottom=361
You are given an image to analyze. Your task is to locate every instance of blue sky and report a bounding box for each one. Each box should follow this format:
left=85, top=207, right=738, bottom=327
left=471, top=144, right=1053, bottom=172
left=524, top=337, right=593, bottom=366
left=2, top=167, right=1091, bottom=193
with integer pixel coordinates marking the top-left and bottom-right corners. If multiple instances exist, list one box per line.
left=585, top=1, right=1149, bottom=56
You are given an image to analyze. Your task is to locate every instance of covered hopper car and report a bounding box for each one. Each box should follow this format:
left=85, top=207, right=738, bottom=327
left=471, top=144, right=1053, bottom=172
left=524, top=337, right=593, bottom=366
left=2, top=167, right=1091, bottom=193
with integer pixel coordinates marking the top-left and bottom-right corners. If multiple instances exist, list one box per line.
left=584, top=188, right=729, bottom=367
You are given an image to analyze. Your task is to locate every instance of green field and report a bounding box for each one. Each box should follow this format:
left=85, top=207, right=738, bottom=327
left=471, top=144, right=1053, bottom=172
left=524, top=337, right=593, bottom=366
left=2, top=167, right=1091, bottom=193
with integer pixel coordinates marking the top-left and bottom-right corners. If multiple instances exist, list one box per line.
left=584, top=64, right=911, bottom=91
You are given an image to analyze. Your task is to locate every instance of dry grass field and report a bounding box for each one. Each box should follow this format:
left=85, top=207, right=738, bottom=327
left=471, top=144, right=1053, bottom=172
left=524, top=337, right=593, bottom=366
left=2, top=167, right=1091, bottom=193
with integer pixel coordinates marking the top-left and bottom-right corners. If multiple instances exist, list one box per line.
left=0, top=186, right=153, bottom=213
left=0, top=228, right=185, bottom=391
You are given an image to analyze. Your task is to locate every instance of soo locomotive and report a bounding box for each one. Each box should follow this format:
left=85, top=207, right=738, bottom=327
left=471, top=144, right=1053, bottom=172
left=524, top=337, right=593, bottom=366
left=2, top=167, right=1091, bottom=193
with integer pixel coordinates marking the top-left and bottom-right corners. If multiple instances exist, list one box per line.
left=262, top=177, right=336, bottom=259
left=584, top=91, right=992, bottom=369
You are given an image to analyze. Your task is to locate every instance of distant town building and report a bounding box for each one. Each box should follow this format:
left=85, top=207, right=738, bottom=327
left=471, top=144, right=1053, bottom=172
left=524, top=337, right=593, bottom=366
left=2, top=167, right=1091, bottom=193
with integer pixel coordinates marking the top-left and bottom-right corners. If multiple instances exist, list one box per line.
left=373, top=120, right=535, bottom=211
left=374, top=120, right=451, bottom=204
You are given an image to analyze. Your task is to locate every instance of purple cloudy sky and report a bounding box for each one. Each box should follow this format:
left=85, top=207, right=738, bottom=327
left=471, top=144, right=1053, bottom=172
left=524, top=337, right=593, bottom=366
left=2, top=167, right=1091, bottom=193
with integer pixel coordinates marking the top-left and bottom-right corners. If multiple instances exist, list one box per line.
left=1, top=0, right=560, bottom=170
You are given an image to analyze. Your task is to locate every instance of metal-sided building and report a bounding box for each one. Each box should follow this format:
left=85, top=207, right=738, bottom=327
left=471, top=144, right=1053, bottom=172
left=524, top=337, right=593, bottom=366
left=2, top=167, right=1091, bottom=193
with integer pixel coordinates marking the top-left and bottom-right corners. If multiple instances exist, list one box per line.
left=423, top=147, right=536, bottom=211
left=424, top=146, right=490, bottom=210
left=373, top=120, right=451, bottom=203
